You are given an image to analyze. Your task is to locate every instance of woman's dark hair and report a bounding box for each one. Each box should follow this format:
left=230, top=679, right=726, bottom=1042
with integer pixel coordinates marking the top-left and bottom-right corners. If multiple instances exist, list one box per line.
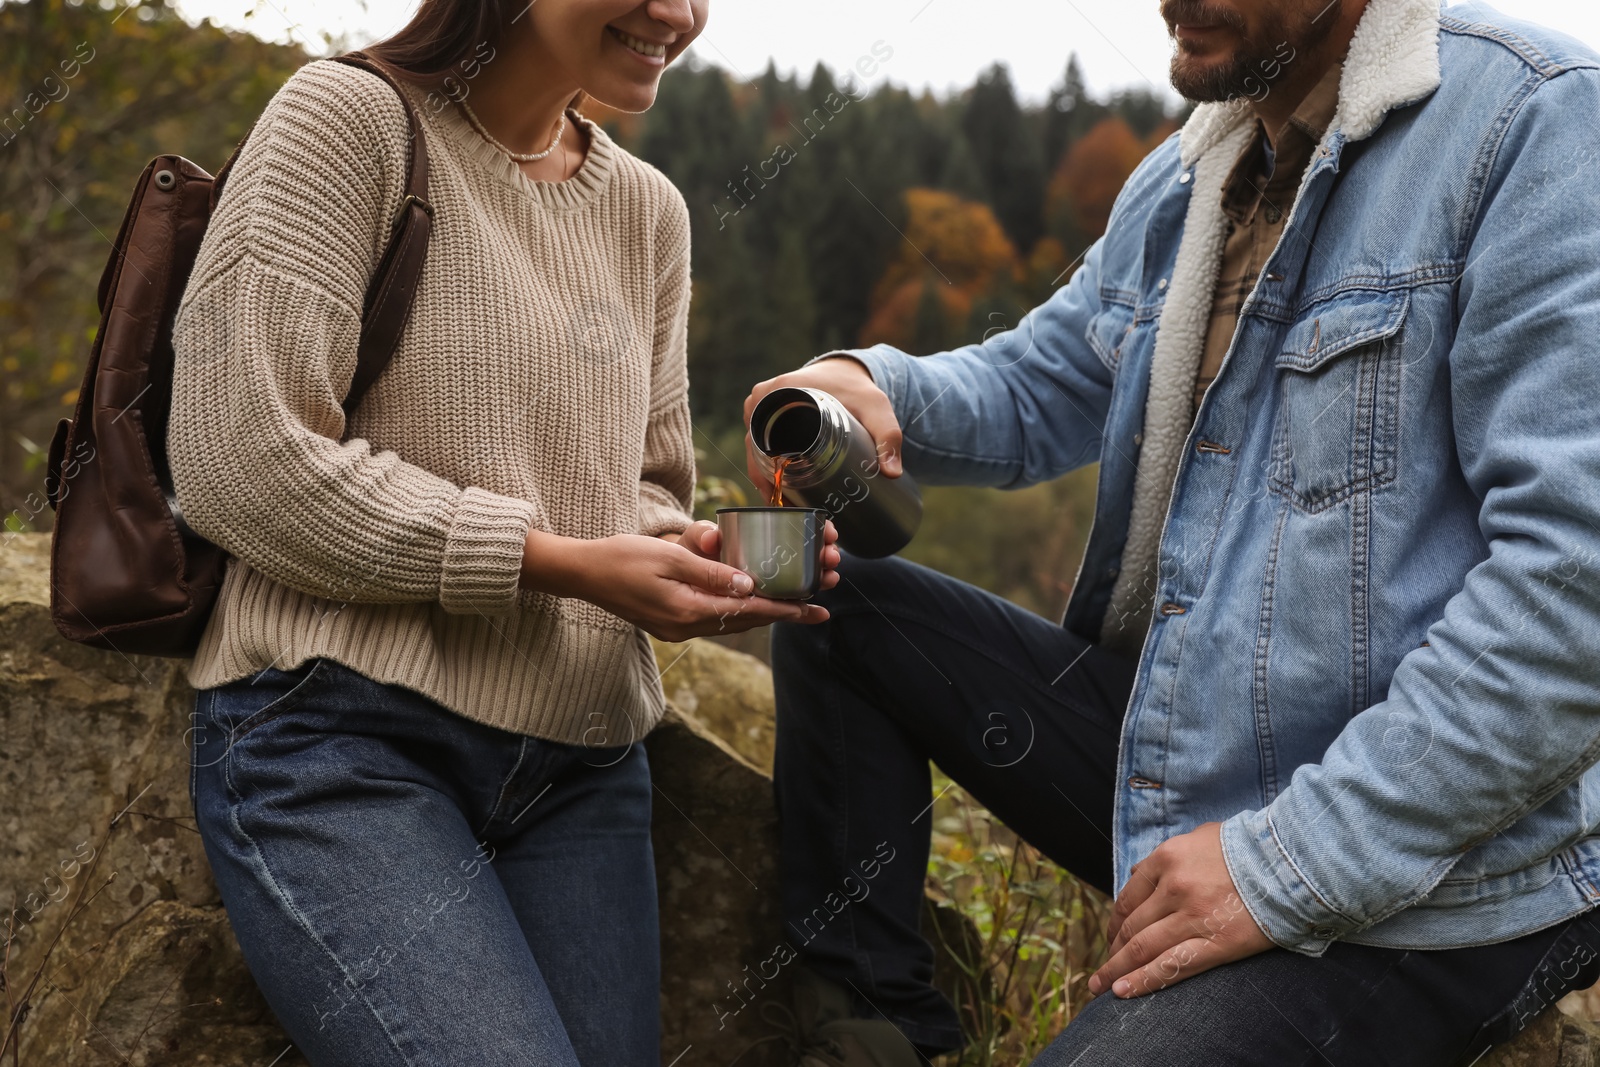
left=363, top=0, right=515, bottom=81
left=363, top=0, right=586, bottom=111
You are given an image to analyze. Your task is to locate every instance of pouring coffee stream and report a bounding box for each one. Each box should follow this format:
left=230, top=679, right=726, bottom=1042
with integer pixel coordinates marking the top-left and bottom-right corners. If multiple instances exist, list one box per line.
left=769, top=456, right=790, bottom=508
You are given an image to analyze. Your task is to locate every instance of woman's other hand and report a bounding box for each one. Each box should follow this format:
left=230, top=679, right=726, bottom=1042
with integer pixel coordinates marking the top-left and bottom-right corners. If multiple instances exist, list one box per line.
left=521, top=529, right=832, bottom=641
left=667, top=519, right=842, bottom=594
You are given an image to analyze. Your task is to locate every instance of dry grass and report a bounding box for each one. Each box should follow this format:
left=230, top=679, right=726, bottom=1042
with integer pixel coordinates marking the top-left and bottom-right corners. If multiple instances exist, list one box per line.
left=923, top=773, right=1112, bottom=1066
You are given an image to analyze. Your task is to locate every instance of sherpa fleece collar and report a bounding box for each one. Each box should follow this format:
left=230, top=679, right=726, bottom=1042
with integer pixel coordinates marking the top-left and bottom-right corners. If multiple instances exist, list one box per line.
left=1179, top=0, right=1444, bottom=166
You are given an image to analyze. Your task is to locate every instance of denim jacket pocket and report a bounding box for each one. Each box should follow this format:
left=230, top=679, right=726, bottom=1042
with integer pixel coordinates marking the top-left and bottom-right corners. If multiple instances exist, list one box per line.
left=1269, top=289, right=1410, bottom=512
left=1086, top=301, right=1137, bottom=374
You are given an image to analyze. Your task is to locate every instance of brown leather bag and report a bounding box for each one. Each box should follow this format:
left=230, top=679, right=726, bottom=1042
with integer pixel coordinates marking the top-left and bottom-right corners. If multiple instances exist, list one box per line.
left=44, top=51, right=434, bottom=658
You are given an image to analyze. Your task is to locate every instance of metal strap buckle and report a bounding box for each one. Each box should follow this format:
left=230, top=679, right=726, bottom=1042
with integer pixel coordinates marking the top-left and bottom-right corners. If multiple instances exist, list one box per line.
left=395, top=192, right=433, bottom=224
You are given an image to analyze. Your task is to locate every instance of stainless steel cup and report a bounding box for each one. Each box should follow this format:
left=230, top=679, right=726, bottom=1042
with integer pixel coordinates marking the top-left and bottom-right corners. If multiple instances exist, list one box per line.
left=717, top=507, right=827, bottom=600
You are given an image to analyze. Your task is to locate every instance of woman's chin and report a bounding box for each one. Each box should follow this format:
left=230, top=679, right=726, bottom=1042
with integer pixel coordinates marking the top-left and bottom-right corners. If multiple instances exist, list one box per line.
left=584, top=80, right=660, bottom=115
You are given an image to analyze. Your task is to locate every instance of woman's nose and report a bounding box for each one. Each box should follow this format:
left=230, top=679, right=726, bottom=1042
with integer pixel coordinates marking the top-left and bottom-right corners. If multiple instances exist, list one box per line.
left=645, top=0, right=696, bottom=34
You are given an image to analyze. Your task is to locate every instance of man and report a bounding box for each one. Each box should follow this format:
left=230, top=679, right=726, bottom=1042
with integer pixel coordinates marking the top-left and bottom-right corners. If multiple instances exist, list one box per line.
left=745, top=0, right=1600, bottom=1063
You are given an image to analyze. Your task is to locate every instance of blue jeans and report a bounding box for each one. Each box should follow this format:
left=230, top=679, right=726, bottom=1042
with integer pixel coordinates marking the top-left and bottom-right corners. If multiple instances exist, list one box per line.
left=772, top=553, right=1600, bottom=1064
left=189, top=656, right=659, bottom=1066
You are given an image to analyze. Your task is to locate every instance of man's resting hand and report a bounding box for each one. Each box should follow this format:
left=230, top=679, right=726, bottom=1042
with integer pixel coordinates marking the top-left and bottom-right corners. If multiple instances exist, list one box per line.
left=1089, top=822, right=1275, bottom=999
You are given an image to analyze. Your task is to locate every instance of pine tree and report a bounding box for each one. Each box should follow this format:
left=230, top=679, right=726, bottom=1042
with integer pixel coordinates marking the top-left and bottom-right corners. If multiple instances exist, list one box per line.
left=1044, top=54, right=1090, bottom=173
left=939, top=134, right=988, bottom=201
left=1109, top=87, right=1177, bottom=139
left=959, top=63, right=1047, bottom=255
left=807, top=144, right=896, bottom=353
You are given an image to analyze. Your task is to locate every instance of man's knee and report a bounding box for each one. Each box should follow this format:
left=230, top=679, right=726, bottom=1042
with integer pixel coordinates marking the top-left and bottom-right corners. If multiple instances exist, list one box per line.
left=772, top=553, right=926, bottom=681
left=1030, top=993, right=1200, bottom=1066
left=1029, top=958, right=1319, bottom=1067
left=817, top=551, right=927, bottom=614
left=770, top=612, right=825, bottom=676
left=783, top=553, right=920, bottom=644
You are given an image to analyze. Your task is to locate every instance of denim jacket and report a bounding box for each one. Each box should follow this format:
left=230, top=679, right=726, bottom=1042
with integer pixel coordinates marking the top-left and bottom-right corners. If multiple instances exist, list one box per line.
left=832, top=0, right=1600, bottom=954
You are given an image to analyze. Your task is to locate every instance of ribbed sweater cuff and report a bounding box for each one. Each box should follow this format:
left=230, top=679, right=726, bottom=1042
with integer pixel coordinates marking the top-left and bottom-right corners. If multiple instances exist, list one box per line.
left=439, top=487, right=538, bottom=616
left=639, top=499, right=694, bottom=538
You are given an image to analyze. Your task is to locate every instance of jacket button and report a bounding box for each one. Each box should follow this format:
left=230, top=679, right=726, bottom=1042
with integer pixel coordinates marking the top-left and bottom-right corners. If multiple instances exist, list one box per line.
left=1133, top=432, right=1144, bottom=447
left=1159, top=602, right=1186, bottom=616
left=1157, top=278, right=1169, bottom=291
left=1178, top=171, right=1192, bottom=184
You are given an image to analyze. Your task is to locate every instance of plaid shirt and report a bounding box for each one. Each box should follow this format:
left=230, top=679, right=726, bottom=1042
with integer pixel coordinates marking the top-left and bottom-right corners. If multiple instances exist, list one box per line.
left=1195, top=63, right=1344, bottom=413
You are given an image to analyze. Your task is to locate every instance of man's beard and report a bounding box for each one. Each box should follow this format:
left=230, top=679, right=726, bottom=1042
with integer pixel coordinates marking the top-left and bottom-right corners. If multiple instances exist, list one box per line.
left=1162, top=0, right=1342, bottom=102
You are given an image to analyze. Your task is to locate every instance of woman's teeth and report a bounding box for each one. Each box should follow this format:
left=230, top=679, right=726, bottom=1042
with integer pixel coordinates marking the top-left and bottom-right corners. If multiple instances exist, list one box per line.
left=610, top=28, right=667, bottom=58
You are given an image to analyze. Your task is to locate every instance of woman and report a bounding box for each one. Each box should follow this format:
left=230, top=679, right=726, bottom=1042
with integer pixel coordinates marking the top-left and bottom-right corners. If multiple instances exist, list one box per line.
left=167, top=0, right=837, bottom=1062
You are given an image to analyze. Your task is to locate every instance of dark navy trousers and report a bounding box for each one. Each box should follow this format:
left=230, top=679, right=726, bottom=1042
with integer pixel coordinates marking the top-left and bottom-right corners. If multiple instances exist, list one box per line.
left=771, top=553, right=1600, bottom=1065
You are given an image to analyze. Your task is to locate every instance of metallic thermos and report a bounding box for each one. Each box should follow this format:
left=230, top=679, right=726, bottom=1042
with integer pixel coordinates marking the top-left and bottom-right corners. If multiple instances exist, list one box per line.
left=747, top=387, right=922, bottom=559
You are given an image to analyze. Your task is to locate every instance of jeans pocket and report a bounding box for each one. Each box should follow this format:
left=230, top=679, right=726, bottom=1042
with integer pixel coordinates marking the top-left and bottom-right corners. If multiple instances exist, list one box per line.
left=223, top=658, right=331, bottom=742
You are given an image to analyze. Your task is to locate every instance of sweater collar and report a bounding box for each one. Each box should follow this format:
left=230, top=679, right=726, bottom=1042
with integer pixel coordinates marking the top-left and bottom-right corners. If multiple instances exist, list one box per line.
left=1178, top=0, right=1443, bottom=167
left=407, top=81, right=618, bottom=212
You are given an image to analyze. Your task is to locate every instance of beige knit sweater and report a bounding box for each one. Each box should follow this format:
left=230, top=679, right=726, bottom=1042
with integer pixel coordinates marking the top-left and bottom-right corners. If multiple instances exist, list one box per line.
left=168, top=58, right=696, bottom=743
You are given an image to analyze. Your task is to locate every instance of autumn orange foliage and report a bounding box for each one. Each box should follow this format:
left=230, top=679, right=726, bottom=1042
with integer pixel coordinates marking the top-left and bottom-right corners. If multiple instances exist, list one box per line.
left=858, top=188, right=1020, bottom=348
left=1046, top=117, right=1148, bottom=243
left=1044, top=117, right=1182, bottom=246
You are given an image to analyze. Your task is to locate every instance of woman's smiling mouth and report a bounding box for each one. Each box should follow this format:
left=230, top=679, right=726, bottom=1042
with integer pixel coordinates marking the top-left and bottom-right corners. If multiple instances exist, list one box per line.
left=608, top=26, right=669, bottom=59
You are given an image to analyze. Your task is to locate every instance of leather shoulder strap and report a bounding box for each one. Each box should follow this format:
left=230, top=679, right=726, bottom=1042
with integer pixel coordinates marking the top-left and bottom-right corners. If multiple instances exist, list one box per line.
left=328, top=50, right=433, bottom=422
left=206, top=52, right=433, bottom=424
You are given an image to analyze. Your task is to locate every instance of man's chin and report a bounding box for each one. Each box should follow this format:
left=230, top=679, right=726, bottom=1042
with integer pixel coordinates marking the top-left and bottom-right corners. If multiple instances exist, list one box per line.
left=1169, top=54, right=1249, bottom=102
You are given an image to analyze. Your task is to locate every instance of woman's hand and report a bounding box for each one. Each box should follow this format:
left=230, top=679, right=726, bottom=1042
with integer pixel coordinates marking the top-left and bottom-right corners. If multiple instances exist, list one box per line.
left=667, top=519, right=843, bottom=594
left=521, top=529, right=828, bottom=641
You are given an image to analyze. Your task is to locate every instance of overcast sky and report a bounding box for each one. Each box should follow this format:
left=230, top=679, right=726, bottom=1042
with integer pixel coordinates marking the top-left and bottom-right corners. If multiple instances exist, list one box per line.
left=172, top=0, right=1600, bottom=104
